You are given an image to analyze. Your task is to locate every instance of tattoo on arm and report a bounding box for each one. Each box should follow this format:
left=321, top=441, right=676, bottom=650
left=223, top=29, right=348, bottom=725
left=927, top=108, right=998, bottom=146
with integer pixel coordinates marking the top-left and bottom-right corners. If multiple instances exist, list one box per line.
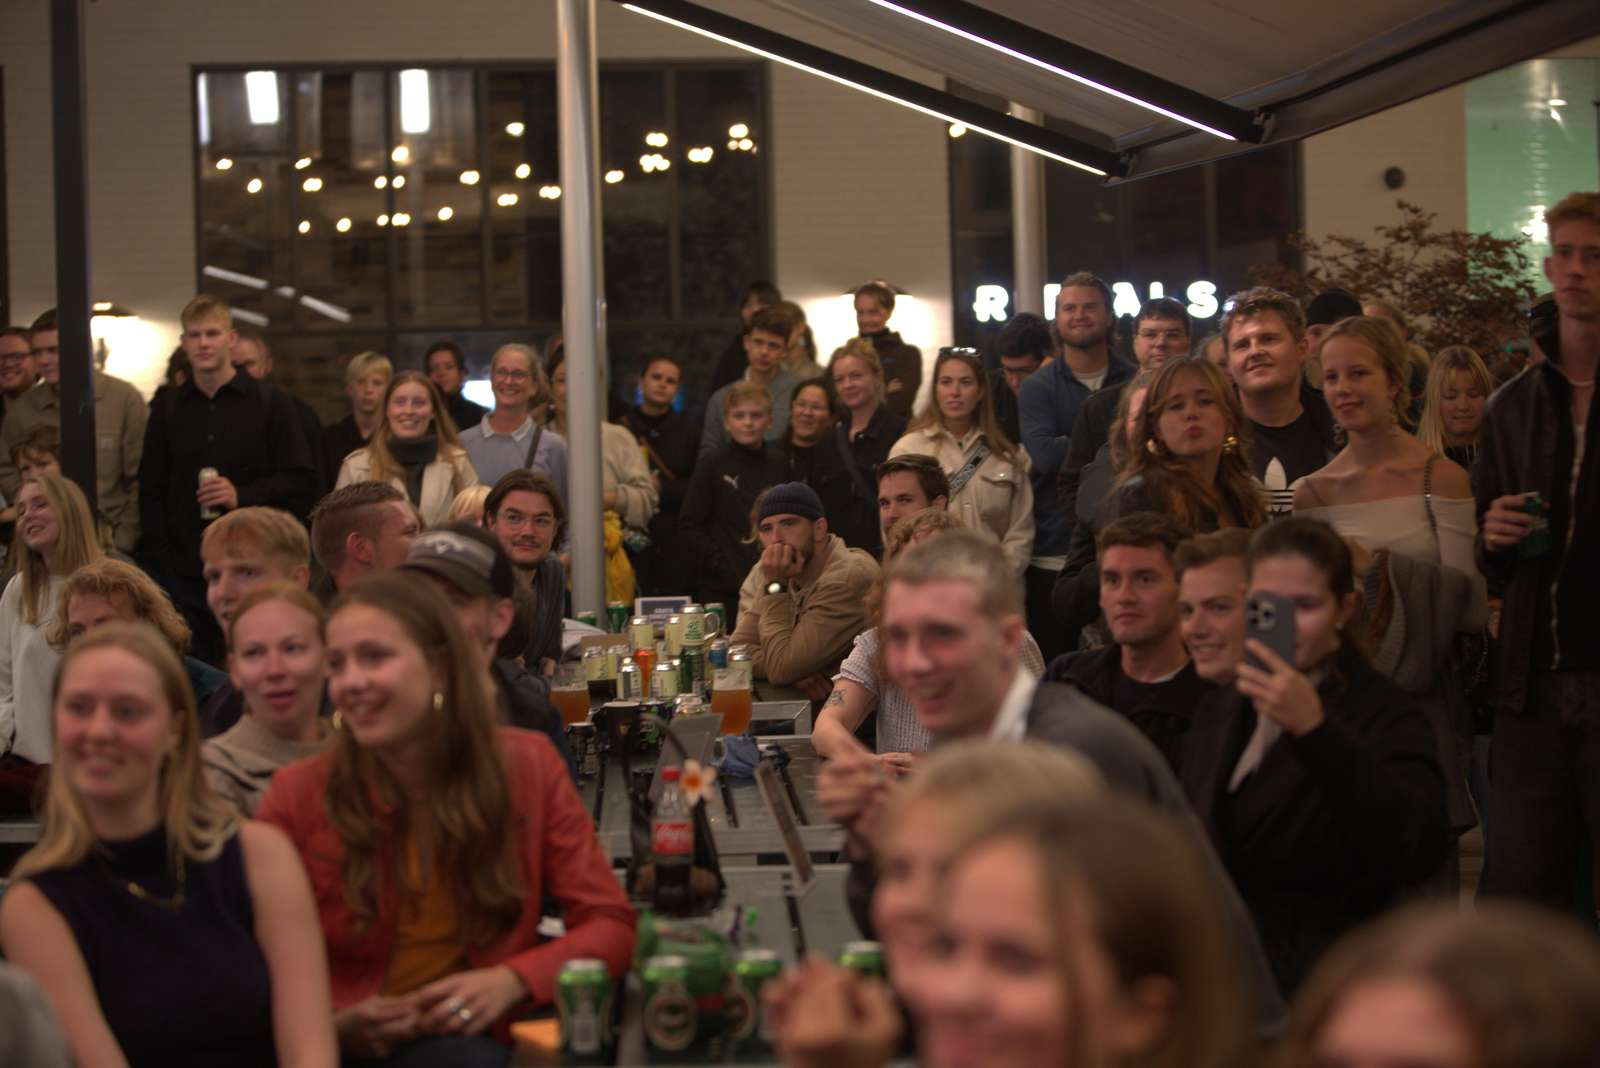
left=825, top=689, right=846, bottom=707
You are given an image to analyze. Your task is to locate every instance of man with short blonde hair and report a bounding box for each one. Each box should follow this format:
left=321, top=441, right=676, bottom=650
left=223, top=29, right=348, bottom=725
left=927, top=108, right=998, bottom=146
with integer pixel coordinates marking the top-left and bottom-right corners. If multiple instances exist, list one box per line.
left=139, top=296, right=316, bottom=662
left=321, top=350, right=392, bottom=486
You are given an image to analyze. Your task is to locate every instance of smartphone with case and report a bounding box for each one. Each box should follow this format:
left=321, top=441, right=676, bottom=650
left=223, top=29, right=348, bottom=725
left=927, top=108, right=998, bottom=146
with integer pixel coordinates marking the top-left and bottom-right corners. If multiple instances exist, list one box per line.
left=1245, top=593, right=1297, bottom=670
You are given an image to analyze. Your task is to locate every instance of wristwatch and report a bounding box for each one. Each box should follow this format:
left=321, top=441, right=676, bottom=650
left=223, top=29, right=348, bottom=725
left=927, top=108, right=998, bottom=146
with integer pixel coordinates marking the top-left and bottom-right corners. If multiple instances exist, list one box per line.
left=765, top=580, right=785, bottom=595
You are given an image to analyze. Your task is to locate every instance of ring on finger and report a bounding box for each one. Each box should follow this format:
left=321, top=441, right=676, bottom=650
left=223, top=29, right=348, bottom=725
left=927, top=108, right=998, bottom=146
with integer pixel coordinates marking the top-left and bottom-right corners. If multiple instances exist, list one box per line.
left=457, top=1007, right=474, bottom=1023
left=443, top=996, right=465, bottom=1015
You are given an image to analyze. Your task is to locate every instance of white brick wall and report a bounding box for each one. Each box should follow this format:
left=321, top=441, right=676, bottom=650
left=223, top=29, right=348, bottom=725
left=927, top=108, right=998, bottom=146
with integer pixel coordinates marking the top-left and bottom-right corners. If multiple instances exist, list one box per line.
left=0, top=0, right=954, bottom=393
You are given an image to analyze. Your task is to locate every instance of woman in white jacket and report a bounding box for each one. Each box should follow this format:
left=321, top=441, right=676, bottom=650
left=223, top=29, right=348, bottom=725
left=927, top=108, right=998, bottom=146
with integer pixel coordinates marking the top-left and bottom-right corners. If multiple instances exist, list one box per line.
left=890, top=348, right=1034, bottom=570
left=0, top=473, right=104, bottom=813
left=334, top=370, right=478, bottom=528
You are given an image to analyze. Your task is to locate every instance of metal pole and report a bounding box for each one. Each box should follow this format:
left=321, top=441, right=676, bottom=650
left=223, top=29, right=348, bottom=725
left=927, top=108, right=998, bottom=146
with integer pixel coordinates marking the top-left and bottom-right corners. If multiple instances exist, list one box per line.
left=51, top=0, right=97, bottom=509
left=557, top=0, right=607, bottom=618
left=1009, top=103, right=1046, bottom=317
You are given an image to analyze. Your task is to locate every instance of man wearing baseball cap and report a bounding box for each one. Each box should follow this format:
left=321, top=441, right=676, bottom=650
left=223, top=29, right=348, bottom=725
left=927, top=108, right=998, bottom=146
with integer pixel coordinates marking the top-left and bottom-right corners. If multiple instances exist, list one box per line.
left=727, top=482, right=880, bottom=701
left=402, top=521, right=574, bottom=779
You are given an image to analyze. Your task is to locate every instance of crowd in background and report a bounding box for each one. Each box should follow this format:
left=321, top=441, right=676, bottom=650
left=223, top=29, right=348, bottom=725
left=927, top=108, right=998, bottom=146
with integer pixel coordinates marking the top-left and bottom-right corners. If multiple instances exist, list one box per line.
left=0, top=191, right=1595, bottom=1067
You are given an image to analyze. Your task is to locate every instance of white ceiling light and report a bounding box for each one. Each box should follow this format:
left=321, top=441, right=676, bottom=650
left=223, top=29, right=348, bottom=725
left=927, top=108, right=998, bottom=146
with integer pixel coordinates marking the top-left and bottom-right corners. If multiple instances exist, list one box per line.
left=244, top=70, right=280, bottom=125
left=460, top=169, right=481, bottom=185
left=515, top=163, right=532, bottom=180
left=399, top=68, right=432, bottom=134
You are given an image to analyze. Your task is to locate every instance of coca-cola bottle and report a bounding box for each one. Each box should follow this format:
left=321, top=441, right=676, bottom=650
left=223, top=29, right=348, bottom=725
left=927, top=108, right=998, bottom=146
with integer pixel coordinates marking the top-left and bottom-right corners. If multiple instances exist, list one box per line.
left=652, top=765, right=694, bottom=915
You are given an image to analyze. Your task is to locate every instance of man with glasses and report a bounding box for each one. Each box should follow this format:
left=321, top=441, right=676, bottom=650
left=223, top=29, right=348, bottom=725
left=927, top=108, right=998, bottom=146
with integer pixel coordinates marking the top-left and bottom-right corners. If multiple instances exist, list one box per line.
left=1057, top=296, right=1192, bottom=530
left=459, top=342, right=570, bottom=504
left=1018, top=273, right=1137, bottom=660
left=0, top=309, right=148, bottom=553
left=0, top=328, right=38, bottom=436
left=483, top=469, right=567, bottom=684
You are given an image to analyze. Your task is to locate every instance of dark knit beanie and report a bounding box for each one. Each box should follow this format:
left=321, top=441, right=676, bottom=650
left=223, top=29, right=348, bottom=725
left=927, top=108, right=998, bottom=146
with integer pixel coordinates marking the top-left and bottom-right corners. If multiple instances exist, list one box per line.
left=757, top=482, right=825, bottom=523
left=1305, top=289, right=1363, bottom=328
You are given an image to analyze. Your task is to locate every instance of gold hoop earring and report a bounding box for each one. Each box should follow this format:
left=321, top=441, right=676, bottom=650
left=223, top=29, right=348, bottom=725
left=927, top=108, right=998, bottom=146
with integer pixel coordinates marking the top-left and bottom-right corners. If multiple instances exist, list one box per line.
left=1221, top=434, right=1240, bottom=454
left=1145, top=438, right=1161, bottom=456
left=331, top=709, right=344, bottom=731
left=433, top=691, right=445, bottom=712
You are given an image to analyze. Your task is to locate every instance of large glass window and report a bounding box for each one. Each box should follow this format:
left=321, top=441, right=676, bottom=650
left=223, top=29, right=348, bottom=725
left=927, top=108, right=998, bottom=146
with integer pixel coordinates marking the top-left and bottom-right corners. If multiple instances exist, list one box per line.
left=946, top=83, right=1300, bottom=350
left=195, top=62, right=769, bottom=417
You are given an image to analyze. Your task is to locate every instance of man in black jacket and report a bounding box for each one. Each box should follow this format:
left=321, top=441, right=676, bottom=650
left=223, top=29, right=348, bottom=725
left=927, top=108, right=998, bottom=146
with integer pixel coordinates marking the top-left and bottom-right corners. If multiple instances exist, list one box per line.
left=139, top=295, right=317, bottom=663
left=401, top=523, right=574, bottom=780
left=850, top=281, right=922, bottom=419
left=425, top=340, right=489, bottom=434
left=710, top=280, right=782, bottom=394
left=819, top=528, right=1285, bottom=1034
left=230, top=323, right=327, bottom=500
left=1476, top=191, right=1600, bottom=907
left=620, top=355, right=700, bottom=592
left=1044, top=513, right=1211, bottom=772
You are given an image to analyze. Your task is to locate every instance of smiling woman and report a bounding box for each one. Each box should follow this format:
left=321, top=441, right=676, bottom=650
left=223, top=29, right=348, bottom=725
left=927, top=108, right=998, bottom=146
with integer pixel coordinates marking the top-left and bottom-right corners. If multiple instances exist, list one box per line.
left=335, top=370, right=481, bottom=527
left=0, top=622, right=337, bottom=1068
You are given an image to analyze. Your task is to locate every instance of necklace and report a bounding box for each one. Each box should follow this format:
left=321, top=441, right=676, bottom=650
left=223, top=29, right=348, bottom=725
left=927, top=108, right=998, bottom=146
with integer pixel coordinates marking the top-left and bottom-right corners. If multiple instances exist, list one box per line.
left=101, top=849, right=187, bottom=911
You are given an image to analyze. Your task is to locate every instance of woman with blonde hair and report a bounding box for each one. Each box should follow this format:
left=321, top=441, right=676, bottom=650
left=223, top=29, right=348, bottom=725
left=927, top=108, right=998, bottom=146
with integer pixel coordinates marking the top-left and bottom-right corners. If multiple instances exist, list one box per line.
left=1362, top=298, right=1430, bottom=426
left=890, top=348, right=1033, bottom=571
left=0, top=621, right=335, bottom=1067
left=256, top=572, right=633, bottom=1064
left=1070, top=366, right=1157, bottom=528
left=203, top=584, right=331, bottom=816
left=1277, top=902, right=1600, bottom=1068
left=447, top=484, right=491, bottom=526
left=335, top=370, right=480, bottom=527
left=51, top=557, right=230, bottom=706
left=1417, top=345, right=1494, bottom=480
left=1055, top=357, right=1266, bottom=640
left=0, top=473, right=106, bottom=813
left=815, top=338, right=907, bottom=554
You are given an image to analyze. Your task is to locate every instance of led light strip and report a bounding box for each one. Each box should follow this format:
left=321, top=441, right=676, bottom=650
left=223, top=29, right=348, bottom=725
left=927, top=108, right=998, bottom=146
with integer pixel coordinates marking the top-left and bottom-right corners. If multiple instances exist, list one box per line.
left=861, top=0, right=1237, bottom=141
left=621, top=2, right=1109, bottom=176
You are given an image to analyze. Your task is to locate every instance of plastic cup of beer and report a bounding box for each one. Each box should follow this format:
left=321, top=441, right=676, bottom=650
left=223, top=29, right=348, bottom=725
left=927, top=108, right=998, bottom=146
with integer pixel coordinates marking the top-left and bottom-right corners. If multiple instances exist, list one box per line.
left=711, top=656, right=753, bottom=736
left=552, top=662, right=591, bottom=727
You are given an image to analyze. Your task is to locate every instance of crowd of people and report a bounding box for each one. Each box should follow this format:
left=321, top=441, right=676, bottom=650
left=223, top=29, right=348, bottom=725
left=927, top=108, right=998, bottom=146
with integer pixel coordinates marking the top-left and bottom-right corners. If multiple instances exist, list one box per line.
left=0, top=192, right=1595, bottom=1067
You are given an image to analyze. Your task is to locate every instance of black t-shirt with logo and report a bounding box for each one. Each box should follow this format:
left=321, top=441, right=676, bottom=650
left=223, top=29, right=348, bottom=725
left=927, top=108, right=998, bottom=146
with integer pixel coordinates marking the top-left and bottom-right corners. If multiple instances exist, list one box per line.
left=1250, top=412, right=1333, bottom=519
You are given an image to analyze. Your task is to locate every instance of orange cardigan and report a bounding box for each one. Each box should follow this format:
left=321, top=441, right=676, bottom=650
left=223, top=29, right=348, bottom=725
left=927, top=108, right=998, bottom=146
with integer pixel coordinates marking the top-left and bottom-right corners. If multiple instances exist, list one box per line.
left=256, top=727, right=635, bottom=1021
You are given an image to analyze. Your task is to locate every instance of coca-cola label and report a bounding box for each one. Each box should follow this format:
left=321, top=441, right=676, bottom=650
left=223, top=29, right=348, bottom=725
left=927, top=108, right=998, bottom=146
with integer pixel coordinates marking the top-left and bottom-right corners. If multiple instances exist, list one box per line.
left=652, top=819, right=693, bottom=855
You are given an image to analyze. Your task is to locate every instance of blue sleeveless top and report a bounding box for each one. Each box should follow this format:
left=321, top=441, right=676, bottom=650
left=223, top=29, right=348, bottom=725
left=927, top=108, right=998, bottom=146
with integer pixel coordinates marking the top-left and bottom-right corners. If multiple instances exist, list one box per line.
left=28, top=825, right=277, bottom=1068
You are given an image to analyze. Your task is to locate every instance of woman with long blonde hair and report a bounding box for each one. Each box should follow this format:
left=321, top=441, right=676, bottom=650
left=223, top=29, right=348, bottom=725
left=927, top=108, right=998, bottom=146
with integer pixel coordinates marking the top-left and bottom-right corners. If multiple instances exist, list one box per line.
left=335, top=370, right=479, bottom=527
left=0, top=472, right=105, bottom=814
left=0, top=621, right=335, bottom=1068
left=255, top=572, right=633, bottom=1064
left=1417, top=345, right=1494, bottom=480
left=890, top=348, right=1034, bottom=571
left=1055, top=358, right=1266, bottom=639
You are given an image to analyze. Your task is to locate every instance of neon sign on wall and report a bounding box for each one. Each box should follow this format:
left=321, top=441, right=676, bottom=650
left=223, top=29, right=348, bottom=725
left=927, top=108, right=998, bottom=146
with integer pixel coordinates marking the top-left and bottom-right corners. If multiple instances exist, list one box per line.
left=972, top=281, right=1220, bottom=323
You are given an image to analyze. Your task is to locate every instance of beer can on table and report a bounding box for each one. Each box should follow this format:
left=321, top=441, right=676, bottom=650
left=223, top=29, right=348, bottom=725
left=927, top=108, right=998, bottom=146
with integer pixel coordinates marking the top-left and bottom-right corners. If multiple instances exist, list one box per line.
left=707, top=638, right=730, bottom=671
left=198, top=467, right=221, bottom=521
left=618, top=658, right=645, bottom=700
left=606, top=601, right=630, bottom=633
left=681, top=604, right=706, bottom=644
left=630, top=615, right=657, bottom=651
left=583, top=647, right=615, bottom=706
left=704, top=602, right=726, bottom=638
left=664, top=614, right=685, bottom=656
left=681, top=643, right=706, bottom=695
left=652, top=662, right=681, bottom=699
left=728, top=948, right=782, bottom=1056
left=557, top=958, right=614, bottom=1063
left=577, top=610, right=599, bottom=627
left=838, top=940, right=886, bottom=979
left=642, top=955, right=698, bottom=1056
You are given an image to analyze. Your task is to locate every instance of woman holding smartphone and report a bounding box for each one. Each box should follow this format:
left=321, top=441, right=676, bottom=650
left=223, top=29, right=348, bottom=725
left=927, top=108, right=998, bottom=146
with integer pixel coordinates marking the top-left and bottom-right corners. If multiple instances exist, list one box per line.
left=1179, top=517, right=1449, bottom=995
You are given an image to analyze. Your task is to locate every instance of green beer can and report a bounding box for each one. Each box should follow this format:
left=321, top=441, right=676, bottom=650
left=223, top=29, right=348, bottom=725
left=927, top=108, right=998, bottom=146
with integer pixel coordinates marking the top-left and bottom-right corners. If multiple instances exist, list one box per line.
left=729, top=948, right=783, bottom=1058
left=607, top=600, right=630, bottom=633
left=642, top=955, right=698, bottom=1058
left=557, top=958, right=614, bottom=1063
left=838, top=940, right=886, bottom=979
left=680, top=643, right=706, bottom=696
left=577, top=609, right=599, bottom=627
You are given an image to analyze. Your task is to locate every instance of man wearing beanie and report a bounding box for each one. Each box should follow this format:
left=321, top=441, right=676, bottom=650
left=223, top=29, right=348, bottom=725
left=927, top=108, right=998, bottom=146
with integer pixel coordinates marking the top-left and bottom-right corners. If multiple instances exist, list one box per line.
left=1303, top=288, right=1365, bottom=386
left=1220, top=287, right=1342, bottom=519
left=728, top=482, right=880, bottom=701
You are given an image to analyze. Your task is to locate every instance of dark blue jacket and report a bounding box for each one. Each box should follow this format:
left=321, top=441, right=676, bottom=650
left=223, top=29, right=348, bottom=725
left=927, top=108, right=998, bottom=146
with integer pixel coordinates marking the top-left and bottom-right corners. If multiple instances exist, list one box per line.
left=1018, top=356, right=1136, bottom=556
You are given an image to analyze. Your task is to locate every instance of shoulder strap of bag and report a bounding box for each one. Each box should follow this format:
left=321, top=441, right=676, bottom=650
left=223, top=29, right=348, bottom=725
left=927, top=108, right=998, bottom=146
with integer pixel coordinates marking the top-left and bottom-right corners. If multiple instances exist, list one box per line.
left=834, top=422, right=874, bottom=499
left=523, top=423, right=545, bottom=469
left=1422, top=454, right=1439, bottom=549
left=947, top=441, right=993, bottom=497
